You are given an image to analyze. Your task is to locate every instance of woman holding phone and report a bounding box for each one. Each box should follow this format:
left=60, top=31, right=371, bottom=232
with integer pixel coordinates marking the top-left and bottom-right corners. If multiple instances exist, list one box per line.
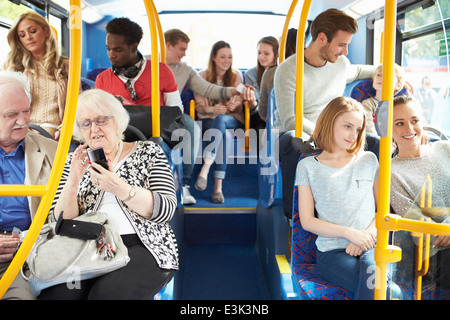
left=39, top=89, right=178, bottom=300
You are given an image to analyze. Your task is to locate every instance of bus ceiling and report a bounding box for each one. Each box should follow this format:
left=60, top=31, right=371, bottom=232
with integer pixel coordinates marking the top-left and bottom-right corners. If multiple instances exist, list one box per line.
left=44, top=0, right=390, bottom=24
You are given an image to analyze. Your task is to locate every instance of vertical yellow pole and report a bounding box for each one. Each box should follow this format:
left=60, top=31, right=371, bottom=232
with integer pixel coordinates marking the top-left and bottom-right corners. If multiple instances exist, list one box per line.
left=190, top=100, right=195, bottom=120
left=294, top=0, right=312, bottom=139
left=150, top=0, right=165, bottom=63
left=0, top=0, right=82, bottom=298
left=143, top=0, right=160, bottom=138
left=244, top=101, right=251, bottom=153
left=374, top=0, right=397, bottom=300
left=279, top=0, right=299, bottom=64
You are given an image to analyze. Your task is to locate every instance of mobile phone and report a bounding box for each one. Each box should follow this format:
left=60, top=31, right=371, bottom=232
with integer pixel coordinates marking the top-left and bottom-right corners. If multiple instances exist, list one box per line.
left=87, top=147, right=108, bottom=172
left=236, top=83, right=245, bottom=93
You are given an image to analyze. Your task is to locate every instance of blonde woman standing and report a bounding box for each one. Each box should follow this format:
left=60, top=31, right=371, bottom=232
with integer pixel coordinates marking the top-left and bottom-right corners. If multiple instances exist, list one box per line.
left=3, top=11, right=69, bottom=139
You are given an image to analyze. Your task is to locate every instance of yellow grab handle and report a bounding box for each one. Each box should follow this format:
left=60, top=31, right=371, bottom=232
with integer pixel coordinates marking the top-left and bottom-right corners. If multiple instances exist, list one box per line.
left=294, top=0, right=312, bottom=139
left=143, top=0, right=160, bottom=138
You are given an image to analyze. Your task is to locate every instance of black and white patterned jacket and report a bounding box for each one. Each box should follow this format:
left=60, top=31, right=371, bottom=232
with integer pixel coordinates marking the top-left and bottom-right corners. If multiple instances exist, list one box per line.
left=50, top=140, right=178, bottom=270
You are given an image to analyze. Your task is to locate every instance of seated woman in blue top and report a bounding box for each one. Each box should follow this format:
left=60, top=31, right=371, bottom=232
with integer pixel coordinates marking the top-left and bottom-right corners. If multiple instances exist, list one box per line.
left=295, top=96, right=399, bottom=300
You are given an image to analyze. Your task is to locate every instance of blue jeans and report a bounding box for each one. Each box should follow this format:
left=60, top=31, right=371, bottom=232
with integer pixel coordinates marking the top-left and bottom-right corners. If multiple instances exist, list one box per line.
left=181, top=114, right=201, bottom=185
left=317, top=248, right=399, bottom=300
left=200, top=115, right=243, bottom=179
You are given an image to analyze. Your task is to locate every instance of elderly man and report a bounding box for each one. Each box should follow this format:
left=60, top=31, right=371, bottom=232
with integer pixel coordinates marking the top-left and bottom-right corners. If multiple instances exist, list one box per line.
left=0, top=71, right=58, bottom=300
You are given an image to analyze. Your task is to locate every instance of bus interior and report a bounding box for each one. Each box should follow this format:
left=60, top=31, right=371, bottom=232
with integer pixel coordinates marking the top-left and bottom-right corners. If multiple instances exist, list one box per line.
left=0, top=0, right=449, bottom=302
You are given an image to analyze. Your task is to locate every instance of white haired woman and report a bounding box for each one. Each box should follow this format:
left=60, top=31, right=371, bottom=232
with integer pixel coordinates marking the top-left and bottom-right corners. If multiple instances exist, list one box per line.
left=39, top=89, right=178, bottom=300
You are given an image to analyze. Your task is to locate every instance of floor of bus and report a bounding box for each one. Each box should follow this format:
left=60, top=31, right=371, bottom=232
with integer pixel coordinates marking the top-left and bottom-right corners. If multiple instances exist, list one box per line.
left=178, top=158, right=269, bottom=300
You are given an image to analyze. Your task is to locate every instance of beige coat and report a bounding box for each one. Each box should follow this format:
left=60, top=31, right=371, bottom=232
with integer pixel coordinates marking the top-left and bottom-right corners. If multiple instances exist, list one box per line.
left=23, top=131, right=58, bottom=220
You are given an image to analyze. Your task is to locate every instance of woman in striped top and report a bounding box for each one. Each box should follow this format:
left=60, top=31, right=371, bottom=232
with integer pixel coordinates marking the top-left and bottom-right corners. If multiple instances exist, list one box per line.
left=39, top=89, right=178, bottom=300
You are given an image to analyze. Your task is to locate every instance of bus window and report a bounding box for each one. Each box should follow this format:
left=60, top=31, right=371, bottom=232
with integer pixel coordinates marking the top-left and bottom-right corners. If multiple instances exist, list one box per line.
left=400, top=0, right=449, bottom=135
left=0, top=25, right=10, bottom=66
left=0, top=0, right=32, bottom=65
left=372, top=0, right=449, bottom=136
left=400, top=0, right=449, bottom=33
left=131, top=12, right=299, bottom=70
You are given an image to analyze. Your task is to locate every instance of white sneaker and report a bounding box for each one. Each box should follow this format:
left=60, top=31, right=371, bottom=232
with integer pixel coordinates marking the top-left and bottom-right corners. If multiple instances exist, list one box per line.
left=182, top=185, right=196, bottom=205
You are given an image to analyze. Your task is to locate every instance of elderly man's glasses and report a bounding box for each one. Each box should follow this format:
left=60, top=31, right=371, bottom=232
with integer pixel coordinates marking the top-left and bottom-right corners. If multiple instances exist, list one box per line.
left=77, top=115, right=113, bottom=130
left=125, top=80, right=139, bottom=101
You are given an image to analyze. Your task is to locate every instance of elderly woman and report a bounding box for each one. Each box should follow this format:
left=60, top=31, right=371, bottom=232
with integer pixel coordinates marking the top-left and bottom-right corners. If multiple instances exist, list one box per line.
left=3, top=11, right=69, bottom=139
left=390, top=95, right=450, bottom=294
left=39, top=89, right=178, bottom=300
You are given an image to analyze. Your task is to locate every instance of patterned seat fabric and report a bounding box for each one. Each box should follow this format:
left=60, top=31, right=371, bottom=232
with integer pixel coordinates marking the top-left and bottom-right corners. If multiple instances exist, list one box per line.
left=180, top=86, right=195, bottom=115
left=87, top=67, right=108, bottom=81
left=349, top=79, right=409, bottom=103
left=291, top=152, right=353, bottom=300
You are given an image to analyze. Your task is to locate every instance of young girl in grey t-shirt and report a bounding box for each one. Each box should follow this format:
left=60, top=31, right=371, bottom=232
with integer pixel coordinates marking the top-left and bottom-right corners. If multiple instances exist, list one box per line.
left=295, top=96, right=398, bottom=300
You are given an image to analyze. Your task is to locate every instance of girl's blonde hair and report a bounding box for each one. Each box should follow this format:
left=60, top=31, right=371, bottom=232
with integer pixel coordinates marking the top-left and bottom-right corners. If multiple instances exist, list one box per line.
left=313, top=96, right=367, bottom=155
left=373, top=63, right=405, bottom=95
left=3, top=11, right=65, bottom=81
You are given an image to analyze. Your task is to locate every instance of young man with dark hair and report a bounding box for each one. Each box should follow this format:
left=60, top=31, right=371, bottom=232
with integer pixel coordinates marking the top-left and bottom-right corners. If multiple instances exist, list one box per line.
left=95, top=18, right=181, bottom=108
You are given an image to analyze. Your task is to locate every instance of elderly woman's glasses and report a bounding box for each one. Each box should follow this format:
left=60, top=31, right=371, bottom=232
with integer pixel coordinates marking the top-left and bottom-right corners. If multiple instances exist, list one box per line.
left=77, top=115, right=113, bottom=130
left=125, top=80, right=139, bottom=101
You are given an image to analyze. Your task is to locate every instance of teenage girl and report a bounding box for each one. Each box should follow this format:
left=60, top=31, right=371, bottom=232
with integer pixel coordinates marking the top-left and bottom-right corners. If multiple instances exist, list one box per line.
left=295, top=96, right=399, bottom=300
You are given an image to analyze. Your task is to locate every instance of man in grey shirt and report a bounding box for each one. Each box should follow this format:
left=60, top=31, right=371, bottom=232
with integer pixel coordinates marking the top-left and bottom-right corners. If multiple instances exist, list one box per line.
left=274, top=9, right=376, bottom=220
left=164, top=29, right=240, bottom=205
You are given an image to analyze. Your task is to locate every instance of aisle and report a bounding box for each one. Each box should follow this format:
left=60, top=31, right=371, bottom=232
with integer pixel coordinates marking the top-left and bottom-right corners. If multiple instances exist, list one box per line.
left=180, top=242, right=269, bottom=300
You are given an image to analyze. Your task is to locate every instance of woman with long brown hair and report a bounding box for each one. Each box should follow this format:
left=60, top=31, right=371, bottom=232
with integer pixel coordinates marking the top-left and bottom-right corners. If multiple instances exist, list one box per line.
left=194, top=40, right=243, bottom=203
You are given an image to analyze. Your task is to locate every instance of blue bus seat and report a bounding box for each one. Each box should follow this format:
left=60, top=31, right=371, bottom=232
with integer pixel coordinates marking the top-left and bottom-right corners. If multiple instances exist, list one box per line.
left=81, top=77, right=95, bottom=90
left=344, top=79, right=410, bottom=102
left=87, top=67, right=108, bottom=81
left=180, top=85, right=195, bottom=116
left=258, top=88, right=282, bottom=208
left=290, top=152, right=353, bottom=300
left=152, top=278, right=174, bottom=300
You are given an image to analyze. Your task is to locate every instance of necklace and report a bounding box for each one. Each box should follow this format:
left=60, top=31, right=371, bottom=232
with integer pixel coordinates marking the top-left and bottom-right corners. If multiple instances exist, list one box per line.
left=111, top=140, right=123, bottom=169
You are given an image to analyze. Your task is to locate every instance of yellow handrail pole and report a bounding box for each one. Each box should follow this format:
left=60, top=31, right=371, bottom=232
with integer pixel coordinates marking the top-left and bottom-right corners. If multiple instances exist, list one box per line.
left=189, top=100, right=195, bottom=120
left=294, top=0, right=312, bottom=139
left=244, top=101, right=251, bottom=153
left=0, top=0, right=82, bottom=299
left=150, top=0, right=165, bottom=63
left=279, top=0, right=298, bottom=64
left=380, top=31, right=384, bottom=63
left=0, top=185, right=46, bottom=196
left=143, top=0, right=160, bottom=138
left=374, top=0, right=398, bottom=300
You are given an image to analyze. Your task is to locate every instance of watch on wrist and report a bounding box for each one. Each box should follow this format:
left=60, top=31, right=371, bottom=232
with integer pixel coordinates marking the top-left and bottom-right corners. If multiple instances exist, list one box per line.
left=123, top=186, right=136, bottom=202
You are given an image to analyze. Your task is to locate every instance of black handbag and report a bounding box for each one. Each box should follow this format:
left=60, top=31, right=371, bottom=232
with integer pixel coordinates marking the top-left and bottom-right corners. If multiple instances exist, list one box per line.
left=123, top=105, right=185, bottom=149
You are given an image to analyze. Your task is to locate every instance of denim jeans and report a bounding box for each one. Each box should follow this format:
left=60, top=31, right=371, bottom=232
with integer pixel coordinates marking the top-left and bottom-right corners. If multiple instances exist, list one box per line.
left=181, top=114, right=201, bottom=185
left=200, top=115, right=243, bottom=179
left=317, top=248, right=399, bottom=300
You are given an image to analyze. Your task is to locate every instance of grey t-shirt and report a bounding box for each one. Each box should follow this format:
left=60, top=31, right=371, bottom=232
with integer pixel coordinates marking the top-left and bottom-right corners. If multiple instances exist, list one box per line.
left=295, top=151, right=379, bottom=252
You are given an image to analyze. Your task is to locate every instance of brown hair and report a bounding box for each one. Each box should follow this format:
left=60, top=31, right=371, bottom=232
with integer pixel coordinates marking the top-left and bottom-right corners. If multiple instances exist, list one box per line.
left=164, top=28, right=190, bottom=46
left=392, top=95, right=429, bottom=147
left=313, top=96, right=366, bottom=155
left=256, top=36, right=279, bottom=87
left=310, top=9, right=358, bottom=42
left=205, top=41, right=237, bottom=87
